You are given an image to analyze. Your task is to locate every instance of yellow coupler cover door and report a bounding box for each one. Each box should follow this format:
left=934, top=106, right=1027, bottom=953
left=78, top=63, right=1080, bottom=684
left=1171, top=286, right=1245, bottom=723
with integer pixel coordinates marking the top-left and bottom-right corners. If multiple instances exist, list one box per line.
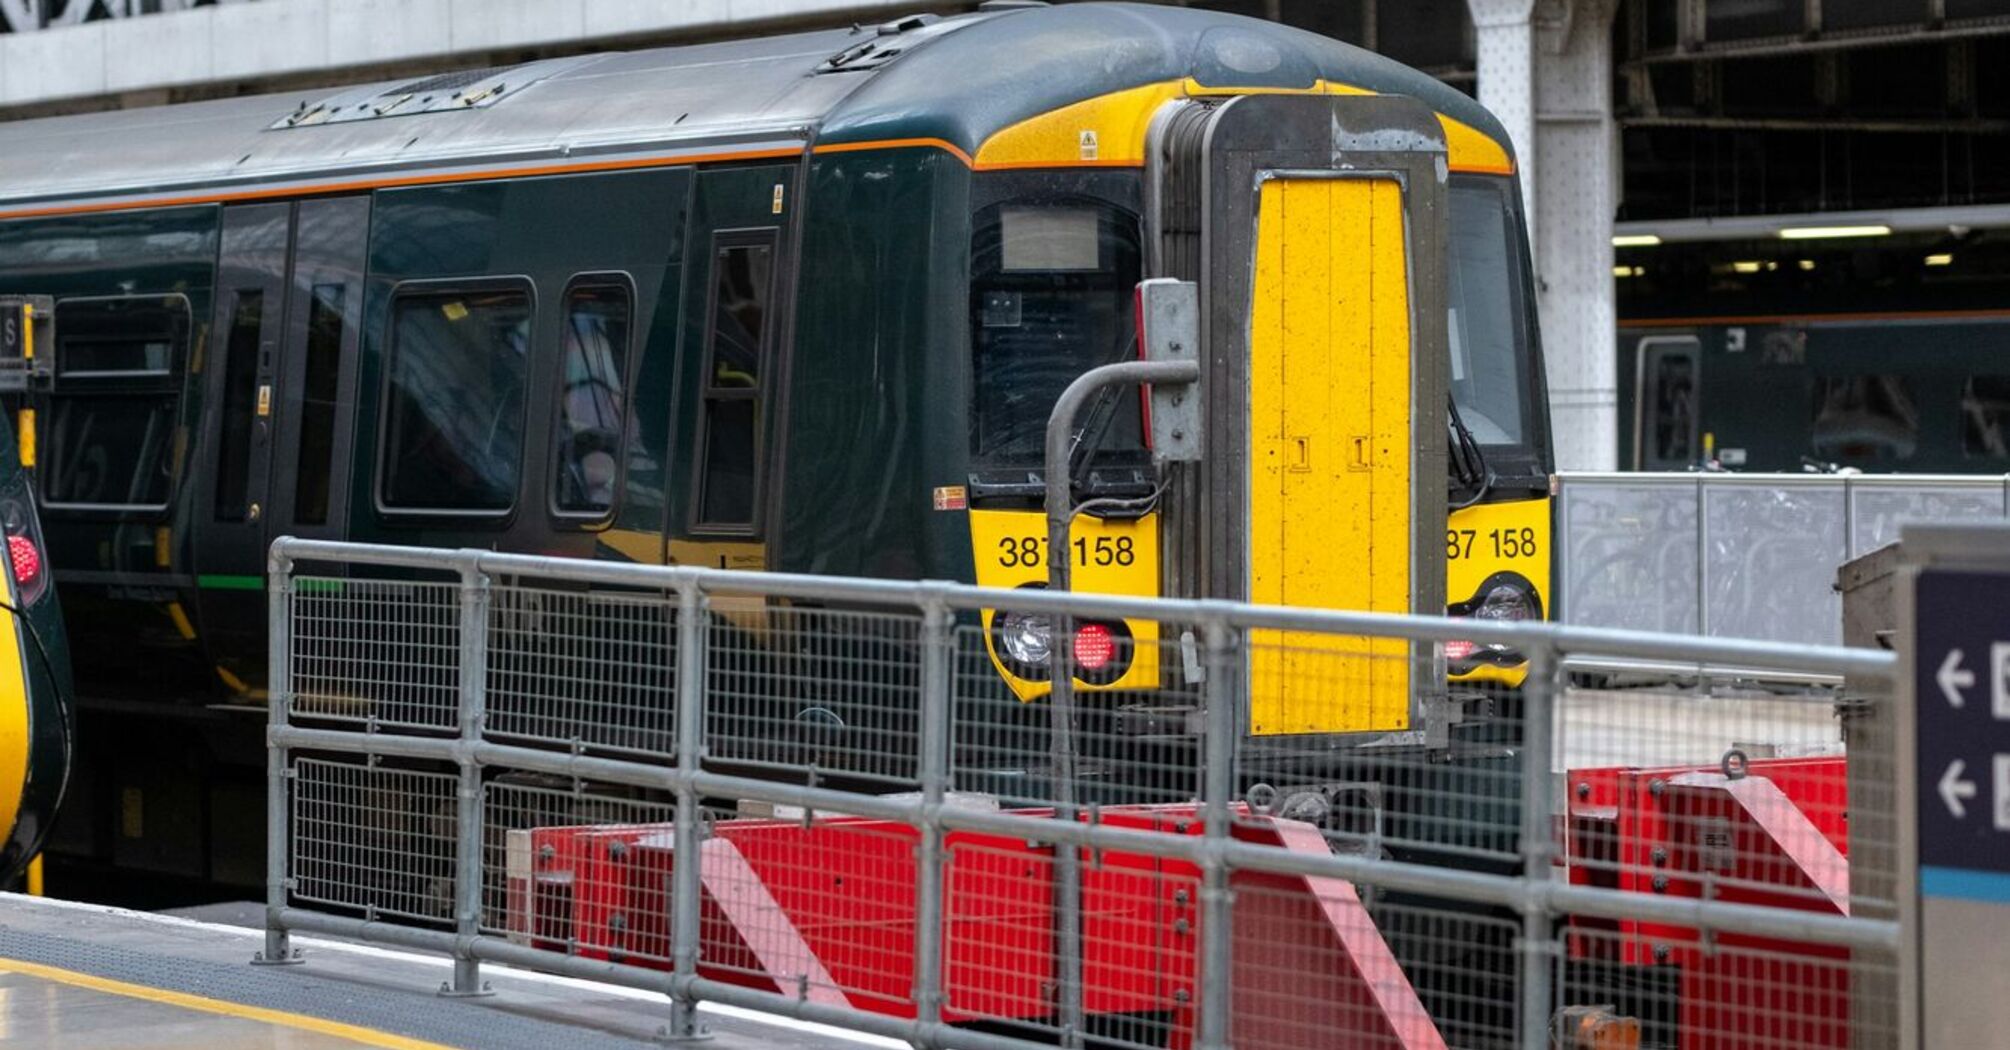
left=1169, top=92, right=1449, bottom=738
left=1247, top=175, right=1413, bottom=736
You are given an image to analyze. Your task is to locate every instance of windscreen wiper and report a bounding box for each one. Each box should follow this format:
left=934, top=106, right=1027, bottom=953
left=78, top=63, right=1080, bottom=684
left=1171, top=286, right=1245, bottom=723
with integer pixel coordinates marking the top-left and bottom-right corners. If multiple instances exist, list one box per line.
left=1448, top=394, right=1494, bottom=510
left=1064, top=334, right=1140, bottom=482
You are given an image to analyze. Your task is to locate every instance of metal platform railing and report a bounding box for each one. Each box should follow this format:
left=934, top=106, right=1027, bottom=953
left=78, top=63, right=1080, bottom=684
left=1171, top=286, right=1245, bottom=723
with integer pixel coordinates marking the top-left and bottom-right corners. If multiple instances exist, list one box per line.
left=261, top=537, right=1900, bottom=1050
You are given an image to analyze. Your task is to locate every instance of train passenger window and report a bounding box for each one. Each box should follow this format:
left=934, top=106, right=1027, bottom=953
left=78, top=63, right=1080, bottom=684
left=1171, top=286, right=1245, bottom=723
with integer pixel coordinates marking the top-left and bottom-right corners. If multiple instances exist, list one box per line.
left=552, top=282, right=633, bottom=517
left=695, top=237, right=776, bottom=530
left=379, top=286, right=532, bottom=513
left=44, top=295, right=190, bottom=511
left=293, top=285, right=346, bottom=525
left=968, top=201, right=1143, bottom=466
left=1961, top=376, right=2010, bottom=459
left=1446, top=178, right=1533, bottom=449
left=213, top=290, right=264, bottom=521
left=1637, top=338, right=1700, bottom=470
left=1811, top=374, right=1918, bottom=462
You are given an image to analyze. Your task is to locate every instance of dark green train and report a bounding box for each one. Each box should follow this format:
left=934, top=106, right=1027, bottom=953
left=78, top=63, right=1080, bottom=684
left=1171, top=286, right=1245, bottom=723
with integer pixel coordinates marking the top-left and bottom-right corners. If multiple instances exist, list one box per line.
left=1617, top=227, right=2010, bottom=472
left=0, top=1, right=1550, bottom=896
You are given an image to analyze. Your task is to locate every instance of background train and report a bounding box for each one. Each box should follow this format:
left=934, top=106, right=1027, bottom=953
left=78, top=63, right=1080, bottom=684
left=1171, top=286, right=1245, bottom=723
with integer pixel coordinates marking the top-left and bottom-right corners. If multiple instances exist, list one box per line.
left=1617, top=226, right=2010, bottom=472
left=0, top=2, right=1548, bottom=899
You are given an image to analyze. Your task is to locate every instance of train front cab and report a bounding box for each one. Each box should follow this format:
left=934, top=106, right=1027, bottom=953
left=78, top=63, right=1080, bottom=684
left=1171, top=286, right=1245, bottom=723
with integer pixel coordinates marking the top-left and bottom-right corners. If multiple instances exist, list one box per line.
left=958, top=88, right=1552, bottom=770
left=0, top=297, right=72, bottom=886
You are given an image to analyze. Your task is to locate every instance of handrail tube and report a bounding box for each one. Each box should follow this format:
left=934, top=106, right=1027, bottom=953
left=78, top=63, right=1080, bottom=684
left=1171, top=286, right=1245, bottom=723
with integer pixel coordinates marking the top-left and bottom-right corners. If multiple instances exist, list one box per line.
left=270, top=538, right=1895, bottom=680
left=1038, top=356, right=1199, bottom=1050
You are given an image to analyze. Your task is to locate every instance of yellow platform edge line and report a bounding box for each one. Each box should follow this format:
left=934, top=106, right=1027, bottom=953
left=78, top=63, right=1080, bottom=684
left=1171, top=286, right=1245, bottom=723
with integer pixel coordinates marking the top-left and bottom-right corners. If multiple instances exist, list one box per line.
left=0, top=953, right=461, bottom=1050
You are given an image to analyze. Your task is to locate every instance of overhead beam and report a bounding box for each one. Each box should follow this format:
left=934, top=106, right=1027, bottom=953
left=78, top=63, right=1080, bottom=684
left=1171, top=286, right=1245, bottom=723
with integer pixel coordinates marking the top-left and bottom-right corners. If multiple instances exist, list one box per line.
left=1614, top=203, right=2010, bottom=244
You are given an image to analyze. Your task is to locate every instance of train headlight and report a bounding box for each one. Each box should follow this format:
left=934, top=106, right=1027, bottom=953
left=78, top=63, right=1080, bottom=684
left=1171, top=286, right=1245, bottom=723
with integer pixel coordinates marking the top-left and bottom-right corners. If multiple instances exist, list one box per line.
left=997, top=610, right=1054, bottom=666
left=1472, top=581, right=1535, bottom=623
left=1446, top=573, right=1541, bottom=670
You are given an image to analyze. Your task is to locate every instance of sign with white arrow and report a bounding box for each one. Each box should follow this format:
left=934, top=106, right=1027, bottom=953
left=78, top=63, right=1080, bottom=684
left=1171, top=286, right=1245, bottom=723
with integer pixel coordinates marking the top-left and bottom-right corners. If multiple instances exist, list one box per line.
left=1940, top=759, right=1977, bottom=820
left=1915, top=567, right=2010, bottom=885
left=1939, top=649, right=1974, bottom=709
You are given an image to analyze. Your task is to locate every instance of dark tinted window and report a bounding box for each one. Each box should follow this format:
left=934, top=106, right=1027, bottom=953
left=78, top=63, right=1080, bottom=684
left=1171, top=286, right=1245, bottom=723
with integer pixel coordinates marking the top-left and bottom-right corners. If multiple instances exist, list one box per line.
left=293, top=284, right=346, bottom=525
left=969, top=202, right=1143, bottom=465
left=1812, top=374, right=1919, bottom=461
left=45, top=295, right=189, bottom=510
left=553, top=283, right=633, bottom=516
left=1963, top=376, right=2010, bottom=459
left=58, top=330, right=173, bottom=376
left=700, top=399, right=757, bottom=525
left=44, top=397, right=178, bottom=507
left=696, top=238, right=775, bottom=530
left=214, top=290, right=263, bottom=521
left=380, top=288, right=531, bottom=512
left=1447, top=178, right=1532, bottom=448
left=1639, top=340, right=1699, bottom=469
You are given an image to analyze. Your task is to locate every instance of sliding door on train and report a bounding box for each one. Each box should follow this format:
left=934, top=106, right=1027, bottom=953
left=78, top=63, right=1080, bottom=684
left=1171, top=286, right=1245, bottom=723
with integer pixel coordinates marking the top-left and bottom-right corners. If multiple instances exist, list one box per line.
left=191, top=198, right=368, bottom=682
left=668, top=164, right=795, bottom=573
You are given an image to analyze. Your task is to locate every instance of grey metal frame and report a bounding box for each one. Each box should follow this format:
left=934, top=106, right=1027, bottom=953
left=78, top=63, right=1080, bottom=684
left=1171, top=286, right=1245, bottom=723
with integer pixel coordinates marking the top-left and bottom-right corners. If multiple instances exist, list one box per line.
left=263, top=536, right=1898, bottom=1050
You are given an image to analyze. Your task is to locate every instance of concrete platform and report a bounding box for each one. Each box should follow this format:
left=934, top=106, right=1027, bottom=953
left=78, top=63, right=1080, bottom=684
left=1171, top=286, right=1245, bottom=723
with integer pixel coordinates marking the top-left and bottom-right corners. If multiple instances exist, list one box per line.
left=0, top=893, right=902, bottom=1050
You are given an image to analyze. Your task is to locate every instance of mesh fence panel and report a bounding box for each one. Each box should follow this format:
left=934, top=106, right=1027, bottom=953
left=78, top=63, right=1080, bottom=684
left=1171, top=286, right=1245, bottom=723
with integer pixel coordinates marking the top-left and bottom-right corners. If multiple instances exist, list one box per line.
left=1561, top=924, right=1898, bottom=1050
left=704, top=605, right=924, bottom=787
left=481, top=778, right=677, bottom=946
left=291, top=757, right=457, bottom=923
left=290, top=576, right=460, bottom=730
left=1557, top=678, right=1874, bottom=917
left=486, top=585, right=679, bottom=759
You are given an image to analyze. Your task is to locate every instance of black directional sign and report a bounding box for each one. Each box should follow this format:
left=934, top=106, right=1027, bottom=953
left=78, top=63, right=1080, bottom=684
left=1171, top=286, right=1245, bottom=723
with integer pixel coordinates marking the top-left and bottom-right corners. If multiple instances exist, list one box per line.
left=1915, top=566, right=2010, bottom=896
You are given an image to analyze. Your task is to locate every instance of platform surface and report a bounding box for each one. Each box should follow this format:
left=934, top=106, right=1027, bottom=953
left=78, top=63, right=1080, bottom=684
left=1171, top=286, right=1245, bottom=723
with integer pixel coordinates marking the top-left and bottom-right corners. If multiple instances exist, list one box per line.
left=0, top=893, right=902, bottom=1050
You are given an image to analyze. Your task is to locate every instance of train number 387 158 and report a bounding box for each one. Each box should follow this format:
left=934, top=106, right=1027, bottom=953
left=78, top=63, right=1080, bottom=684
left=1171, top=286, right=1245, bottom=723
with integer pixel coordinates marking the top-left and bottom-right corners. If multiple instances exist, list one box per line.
left=1446, top=527, right=1538, bottom=560
left=997, top=535, right=1136, bottom=569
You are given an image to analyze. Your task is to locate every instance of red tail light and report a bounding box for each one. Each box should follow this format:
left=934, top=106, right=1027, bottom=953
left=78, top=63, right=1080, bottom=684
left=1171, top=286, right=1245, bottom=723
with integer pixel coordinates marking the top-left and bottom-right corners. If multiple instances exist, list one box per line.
left=1443, top=639, right=1477, bottom=661
left=0, top=497, right=47, bottom=605
left=7, top=534, right=38, bottom=592
left=1073, top=622, right=1116, bottom=671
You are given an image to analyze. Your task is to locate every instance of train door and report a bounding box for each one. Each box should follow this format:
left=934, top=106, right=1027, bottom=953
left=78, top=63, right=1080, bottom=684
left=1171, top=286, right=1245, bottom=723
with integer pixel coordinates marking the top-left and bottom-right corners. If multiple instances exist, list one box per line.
left=193, top=204, right=289, bottom=681
left=1154, top=93, right=1448, bottom=736
left=1635, top=335, right=1700, bottom=470
left=670, top=164, right=794, bottom=572
left=191, top=197, right=368, bottom=687
left=267, top=197, right=368, bottom=546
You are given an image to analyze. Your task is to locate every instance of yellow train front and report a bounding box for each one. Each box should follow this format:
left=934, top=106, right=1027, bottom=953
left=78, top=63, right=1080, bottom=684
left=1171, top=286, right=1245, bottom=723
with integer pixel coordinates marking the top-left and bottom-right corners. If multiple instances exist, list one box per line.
left=932, top=20, right=1552, bottom=756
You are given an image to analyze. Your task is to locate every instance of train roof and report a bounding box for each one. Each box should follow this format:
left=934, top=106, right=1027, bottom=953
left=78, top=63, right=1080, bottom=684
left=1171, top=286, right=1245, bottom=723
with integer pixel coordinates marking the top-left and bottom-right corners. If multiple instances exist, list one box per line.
left=0, top=2, right=1511, bottom=214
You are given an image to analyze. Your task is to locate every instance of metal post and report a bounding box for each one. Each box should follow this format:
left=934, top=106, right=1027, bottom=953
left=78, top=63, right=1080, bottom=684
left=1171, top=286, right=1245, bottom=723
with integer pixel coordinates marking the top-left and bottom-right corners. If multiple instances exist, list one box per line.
left=666, top=581, right=711, bottom=1041
left=443, top=556, right=493, bottom=997
left=1043, top=357, right=1199, bottom=1049
left=254, top=541, right=303, bottom=967
left=911, top=595, right=955, bottom=1043
left=1196, top=615, right=1239, bottom=1050
left=1517, top=642, right=1560, bottom=1048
